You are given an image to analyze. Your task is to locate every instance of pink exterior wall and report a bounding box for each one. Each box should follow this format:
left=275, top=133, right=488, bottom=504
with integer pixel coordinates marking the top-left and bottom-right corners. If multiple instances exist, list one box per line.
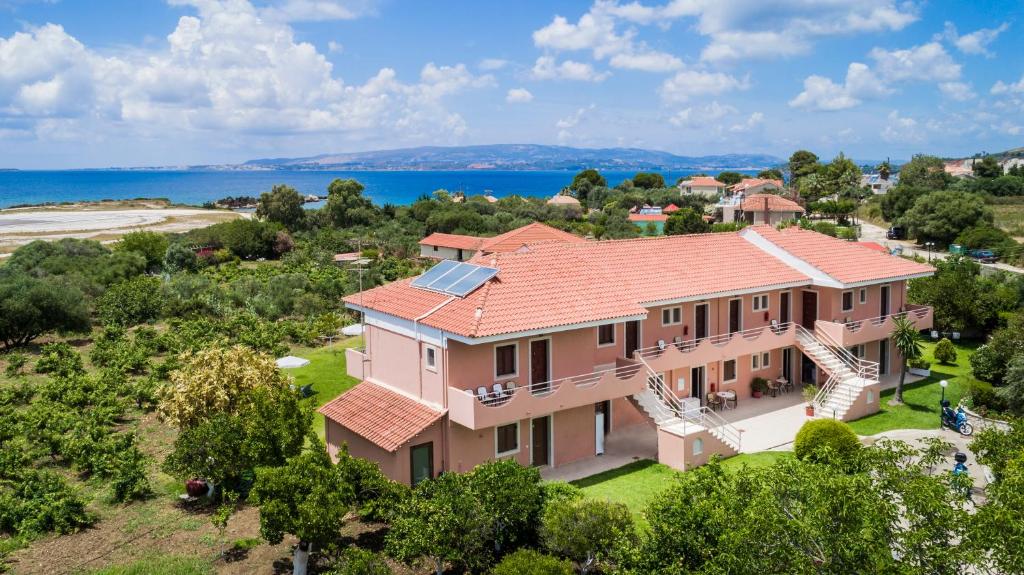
left=656, top=427, right=738, bottom=471
left=612, top=396, right=649, bottom=428
left=840, top=381, right=882, bottom=421
left=815, top=281, right=908, bottom=324
left=364, top=325, right=445, bottom=406
left=325, top=418, right=444, bottom=486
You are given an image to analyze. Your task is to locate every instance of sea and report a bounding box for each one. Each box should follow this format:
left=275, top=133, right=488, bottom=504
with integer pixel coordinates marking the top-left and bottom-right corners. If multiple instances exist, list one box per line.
left=0, top=169, right=728, bottom=209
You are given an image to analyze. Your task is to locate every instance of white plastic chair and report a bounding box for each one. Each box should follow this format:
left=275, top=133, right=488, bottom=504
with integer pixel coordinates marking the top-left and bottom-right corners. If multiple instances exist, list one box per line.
left=657, top=339, right=666, bottom=351
left=492, top=383, right=506, bottom=398
left=952, top=332, right=961, bottom=341
left=475, top=387, right=489, bottom=402
left=505, top=381, right=517, bottom=395
left=930, top=330, right=939, bottom=340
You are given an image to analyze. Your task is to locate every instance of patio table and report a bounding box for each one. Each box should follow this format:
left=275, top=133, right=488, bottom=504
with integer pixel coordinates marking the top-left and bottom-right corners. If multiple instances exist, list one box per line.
left=717, top=390, right=737, bottom=409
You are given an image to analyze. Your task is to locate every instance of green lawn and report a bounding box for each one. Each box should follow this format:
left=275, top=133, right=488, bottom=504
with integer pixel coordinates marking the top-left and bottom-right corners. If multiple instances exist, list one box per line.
left=569, top=452, right=794, bottom=521
left=87, top=555, right=214, bottom=575
left=847, top=340, right=981, bottom=436
left=285, top=336, right=363, bottom=439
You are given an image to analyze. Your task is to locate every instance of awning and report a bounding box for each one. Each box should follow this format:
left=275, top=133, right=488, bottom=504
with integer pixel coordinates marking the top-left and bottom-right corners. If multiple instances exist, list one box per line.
left=275, top=355, right=310, bottom=368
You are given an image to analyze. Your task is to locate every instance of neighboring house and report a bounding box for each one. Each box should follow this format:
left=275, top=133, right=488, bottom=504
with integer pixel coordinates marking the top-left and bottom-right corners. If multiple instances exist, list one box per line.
left=547, top=194, right=581, bottom=207
left=324, top=227, right=934, bottom=485
left=679, top=176, right=726, bottom=198
left=735, top=194, right=805, bottom=226
left=729, top=178, right=784, bottom=195
left=943, top=159, right=975, bottom=178
left=1002, top=157, right=1024, bottom=172
left=663, top=203, right=680, bottom=214
left=419, top=222, right=585, bottom=261
left=861, top=174, right=898, bottom=194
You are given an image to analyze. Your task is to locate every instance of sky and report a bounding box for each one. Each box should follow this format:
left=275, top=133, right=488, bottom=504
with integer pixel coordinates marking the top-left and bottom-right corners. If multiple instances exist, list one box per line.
left=1, top=0, right=1023, bottom=169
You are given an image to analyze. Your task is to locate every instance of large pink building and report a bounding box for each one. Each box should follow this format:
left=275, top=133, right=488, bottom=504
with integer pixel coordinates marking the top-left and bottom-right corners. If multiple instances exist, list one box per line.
left=321, top=226, right=935, bottom=485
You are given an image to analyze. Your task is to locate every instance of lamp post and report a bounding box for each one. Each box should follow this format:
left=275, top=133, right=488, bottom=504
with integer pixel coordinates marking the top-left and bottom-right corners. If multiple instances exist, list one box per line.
left=939, top=379, right=949, bottom=427
left=924, top=241, right=935, bottom=262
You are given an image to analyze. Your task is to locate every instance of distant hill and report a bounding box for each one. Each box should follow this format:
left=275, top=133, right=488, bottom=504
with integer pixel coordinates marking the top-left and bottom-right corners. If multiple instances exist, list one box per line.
left=244, top=144, right=782, bottom=171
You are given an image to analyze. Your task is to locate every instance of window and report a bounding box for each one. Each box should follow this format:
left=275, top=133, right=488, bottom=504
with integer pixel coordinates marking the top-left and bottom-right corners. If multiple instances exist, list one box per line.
left=842, top=291, right=854, bottom=312
left=495, top=422, right=519, bottom=456
left=661, top=306, right=682, bottom=326
left=752, top=354, right=759, bottom=370
left=425, top=347, right=437, bottom=371
left=432, top=245, right=439, bottom=252
left=859, top=288, right=867, bottom=304
left=752, top=294, right=769, bottom=312
left=495, top=343, right=517, bottom=379
left=751, top=352, right=770, bottom=370
left=597, top=324, right=616, bottom=346
left=723, top=359, right=737, bottom=382
left=692, top=438, right=704, bottom=456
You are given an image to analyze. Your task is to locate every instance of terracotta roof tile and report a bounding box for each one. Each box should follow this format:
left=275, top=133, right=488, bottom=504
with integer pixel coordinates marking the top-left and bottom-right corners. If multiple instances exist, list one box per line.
left=318, top=382, right=444, bottom=452
left=682, top=176, right=725, bottom=187
left=663, top=203, right=680, bottom=213
left=740, top=193, right=804, bottom=213
left=750, top=226, right=935, bottom=284
left=731, top=178, right=784, bottom=192
left=419, top=232, right=485, bottom=251
left=478, top=222, right=584, bottom=253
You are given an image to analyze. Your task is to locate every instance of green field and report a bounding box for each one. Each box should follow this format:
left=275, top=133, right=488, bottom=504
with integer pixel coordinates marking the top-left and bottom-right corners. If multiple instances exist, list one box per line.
left=285, top=336, right=363, bottom=439
left=992, top=201, right=1024, bottom=236
left=848, top=340, right=980, bottom=435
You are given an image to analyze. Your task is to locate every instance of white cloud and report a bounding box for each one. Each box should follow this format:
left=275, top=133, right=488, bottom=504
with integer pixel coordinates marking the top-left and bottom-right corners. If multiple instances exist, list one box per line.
left=659, top=69, right=749, bottom=103
left=938, top=81, right=975, bottom=101
left=327, top=40, right=343, bottom=53
left=729, top=111, right=763, bottom=133
left=255, top=0, right=375, bottom=22
left=505, top=87, right=534, bottom=103
left=608, top=50, right=683, bottom=72
left=880, top=110, right=923, bottom=143
left=940, top=21, right=1009, bottom=57
left=555, top=104, right=595, bottom=143
left=869, top=42, right=961, bottom=82
left=789, top=62, right=889, bottom=111
left=668, top=100, right=736, bottom=127
left=992, top=75, right=1024, bottom=95
left=531, top=56, right=610, bottom=82
left=0, top=0, right=491, bottom=144
left=479, top=58, right=509, bottom=71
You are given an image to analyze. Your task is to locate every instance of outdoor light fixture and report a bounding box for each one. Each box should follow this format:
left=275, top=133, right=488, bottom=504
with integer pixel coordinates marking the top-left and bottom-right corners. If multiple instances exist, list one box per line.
left=939, top=379, right=949, bottom=426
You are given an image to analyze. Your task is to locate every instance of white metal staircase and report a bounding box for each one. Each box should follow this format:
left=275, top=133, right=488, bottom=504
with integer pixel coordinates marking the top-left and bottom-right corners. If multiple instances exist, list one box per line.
left=794, top=325, right=878, bottom=420
left=631, top=355, right=742, bottom=452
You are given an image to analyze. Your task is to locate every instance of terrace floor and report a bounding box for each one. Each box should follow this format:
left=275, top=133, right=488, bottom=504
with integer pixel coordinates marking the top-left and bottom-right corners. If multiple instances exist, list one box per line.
left=541, top=423, right=658, bottom=482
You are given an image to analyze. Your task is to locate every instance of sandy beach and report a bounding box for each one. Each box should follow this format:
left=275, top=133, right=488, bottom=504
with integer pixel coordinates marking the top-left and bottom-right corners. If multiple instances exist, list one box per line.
left=0, top=201, right=245, bottom=255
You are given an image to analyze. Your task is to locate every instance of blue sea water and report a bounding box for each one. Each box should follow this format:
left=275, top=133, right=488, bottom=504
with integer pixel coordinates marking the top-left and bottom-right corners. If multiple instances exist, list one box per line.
left=0, top=169, right=725, bottom=209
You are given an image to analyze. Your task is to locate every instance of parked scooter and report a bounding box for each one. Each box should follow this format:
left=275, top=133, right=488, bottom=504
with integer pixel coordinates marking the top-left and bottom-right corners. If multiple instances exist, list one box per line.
left=952, top=452, right=972, bottom=499
left=941, top=400, right=973, bottom=436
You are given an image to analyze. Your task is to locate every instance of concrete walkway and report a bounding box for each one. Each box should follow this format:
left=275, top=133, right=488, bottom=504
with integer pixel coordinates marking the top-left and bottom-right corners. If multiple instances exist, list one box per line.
left=540, top=423, right=658, bottom=482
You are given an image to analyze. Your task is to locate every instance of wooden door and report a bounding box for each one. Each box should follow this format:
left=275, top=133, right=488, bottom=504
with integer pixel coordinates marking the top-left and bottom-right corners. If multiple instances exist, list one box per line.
left=728, top=299, right=741, bottom=333
left=624, top=320, right=639, bottom=358
left=695, top=303, right=709, bottom=339
left=531, top=417, right=550, bottom=467
left=780, top=292, right=791, bottom=323
left=801, top=291, right=817, bottom=329
left=530, top=339, right=550, bottom=391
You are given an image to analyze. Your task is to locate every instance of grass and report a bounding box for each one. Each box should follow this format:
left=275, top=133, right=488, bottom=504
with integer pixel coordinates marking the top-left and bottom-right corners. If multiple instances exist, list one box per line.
left=992, top=201, right=1024, bottom=237
left=847, top=340, right=981, bottom=436
left=570, top=452, right=795, bottom=522
left=85, top=555, right=214, bottom=575
left=286, top=336, right=363, bottom=439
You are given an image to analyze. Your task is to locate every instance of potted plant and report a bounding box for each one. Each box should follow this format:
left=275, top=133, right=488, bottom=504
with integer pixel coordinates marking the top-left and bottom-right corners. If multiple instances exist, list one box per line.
left=802, top=385, right=818, bottom=417
left=908, top=358, right=932, bottom=377
left=185, top=477, right=210, bottom=498
left=751, top=377, right=768, bottom=398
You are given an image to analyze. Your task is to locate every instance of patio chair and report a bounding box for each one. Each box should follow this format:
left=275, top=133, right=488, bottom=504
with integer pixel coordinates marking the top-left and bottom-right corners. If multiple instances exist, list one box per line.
left=492, top=383, right=506, bottom=399
left=706, top=392, right=723, bottom=411
left=657, top=339, right=666, bottom=351
left=767, top=380, right=781, bottom=397
left=505, top=381, right=517, bottom=396
left=779, top=377, right=794, bottom=393
left=952, top=331, right=961, bottom=341
left=672, top=336, right=683, bottom=350
left=770, top=319, right=779, bottom=333
left=930, top=330, right=939, bottom=340
left=475, top=386, right=489, bottom=402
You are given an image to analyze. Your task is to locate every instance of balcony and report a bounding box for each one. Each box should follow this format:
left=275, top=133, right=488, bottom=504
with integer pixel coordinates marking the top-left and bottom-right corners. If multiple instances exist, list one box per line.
left=813, top=304, right=934, bottom=348
left=346, top=347, right=367, bottom=380
left=447, top=358, right=647, bottom=430
left=634, top=322, right=798, bottom=373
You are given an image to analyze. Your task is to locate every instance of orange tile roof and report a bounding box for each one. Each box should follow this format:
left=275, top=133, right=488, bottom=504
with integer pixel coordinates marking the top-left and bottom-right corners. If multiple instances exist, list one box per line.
left=346, top=232, right=810, bottom=339
left=749, top=226, right=934, bottom=284
left=419, top=232, right=484, bottom=251
left=478, top=222, right=585, bottom=253
left=854, top=241, right=889, bottom=253
left=318, top=382, right=444, bottom=452
left=732, top=178, right=783, bottom=192
left=682, top=176, right=725, bottom=187
left=740, top=193, right=804, bottom=213
left=663, top=203, right=680, bottom=213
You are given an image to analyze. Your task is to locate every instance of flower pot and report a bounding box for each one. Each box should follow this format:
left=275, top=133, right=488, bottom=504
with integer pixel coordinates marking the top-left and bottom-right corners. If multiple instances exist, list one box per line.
left=805, top=405, right=815, bottom=417
left=752, top=391, right=762, bottom=398
left=185, top=478, right=209, bottom=498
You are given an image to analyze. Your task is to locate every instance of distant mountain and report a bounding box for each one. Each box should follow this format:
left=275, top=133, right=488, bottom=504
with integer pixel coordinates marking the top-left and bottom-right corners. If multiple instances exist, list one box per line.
left=244, top=144, right=782, bottom=171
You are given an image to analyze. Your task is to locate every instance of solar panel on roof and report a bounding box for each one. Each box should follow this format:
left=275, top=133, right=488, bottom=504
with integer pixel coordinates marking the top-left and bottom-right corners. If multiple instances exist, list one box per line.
left=411, top=261, right=498, bottom=297
left=410, top=259, right=460, bottom=288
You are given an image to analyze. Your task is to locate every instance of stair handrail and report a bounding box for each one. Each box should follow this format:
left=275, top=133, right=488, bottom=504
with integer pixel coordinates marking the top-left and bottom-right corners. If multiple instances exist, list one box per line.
left=813, top=373, right=839, bottom=407
left=635, top=353, right=742, bottom=450
left=795, top=324, right=878, bottom=382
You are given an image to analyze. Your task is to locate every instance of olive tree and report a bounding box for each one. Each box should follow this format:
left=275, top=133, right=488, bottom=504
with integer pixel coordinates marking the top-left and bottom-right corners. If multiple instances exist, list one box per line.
left=540, top=498, right=635, bottom=574
left=0, top=272, right=90, bottom=349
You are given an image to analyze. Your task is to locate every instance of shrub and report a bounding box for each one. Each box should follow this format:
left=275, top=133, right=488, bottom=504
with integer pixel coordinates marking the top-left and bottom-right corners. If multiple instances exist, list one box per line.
left=751, top=377, right=769, bottom=394
left=3, top=352, right=28, bottom=377
left=793, top=419, right=861, bottom=464
left=540, top=482, right=584, bottom=507
left=491, top=549, right=573, bottom=575
left=109, top=442, right=152, bottom=502
left=541, top=498, right=635, bottom=574
left=967, top=380, right=1008, bottom=416
left=331, top=547, right=392, bottom=575
left=98, top=276, right=163, bottom=327
left=933, top=338, right=958, bottom=365
left=909, top=357, right=931, bottom=370
left=35, top=342, right=85, bottom=377
left=0, top=469, right=92, bottom=536
left=335, top=448, right=410, bottom=523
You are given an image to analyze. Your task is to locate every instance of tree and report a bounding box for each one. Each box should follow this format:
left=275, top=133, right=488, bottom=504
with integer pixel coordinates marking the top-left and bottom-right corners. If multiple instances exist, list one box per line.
left=902, top=191, right=992, bottom=245
left=897, top=155, right=953, bottom=190
left=466, top=459, right=544, bottom=552
left=97, top=276, right=163, bottom=327
left=569, top=169, right=606, bottom=203
left=880, top=184, right=928, bottom=222
left=891, top=315, right=922, bottom=404
left=325, top=179, right=376, bottom=228
left=716, top=171, right=743, bottom=186
left=756, top=168, right=783, bottom=181
left=908, top=255, right=1012, bottom=334
left=0, top=272, right=91, bottom=349
left=632, top=172, right=665, bottom=189
left=997, top=355, right=1024, bottom=415
left=788, top=150, right=820, bottom=181
left=491, top=549, right=573, bottom=575
left=970, top=313, right=1024, bottom=385
left=934, top=338, right=958, bottom=365
left=116, top=231, right=169, bottom=273
left=664, top=208, right=710, bottom=235
left=540, top=498, right=635, bottom=574
left=969, top=420, right=1024, bottom=571
left=877, top=160, right=892, bottom=180
left=251, top=446, right=354, bottom=575
left=793, top=419, right=861, bottom=464
left=821, top=152, right=862, bottom=199
left=163, top=243, right=199, bottom=273
left=331, top=547, right=393, bottom=575
left=257, top=184, right=307, bottom=231
left=387, top=472, right=492, bottom=574
left=972, top=155, right=1003, bottom=179
left=158, top=346, right=290, bottom=428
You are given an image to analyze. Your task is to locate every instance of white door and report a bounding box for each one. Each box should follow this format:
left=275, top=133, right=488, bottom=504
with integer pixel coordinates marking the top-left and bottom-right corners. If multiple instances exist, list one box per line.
left=595, top=412, right=605, bottom=455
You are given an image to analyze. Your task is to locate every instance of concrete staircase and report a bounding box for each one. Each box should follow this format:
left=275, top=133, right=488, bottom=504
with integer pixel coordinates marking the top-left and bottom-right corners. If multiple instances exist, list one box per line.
left=794, top=326, right=878, bottom=420
left=631, top=369, right=742, bottom=452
